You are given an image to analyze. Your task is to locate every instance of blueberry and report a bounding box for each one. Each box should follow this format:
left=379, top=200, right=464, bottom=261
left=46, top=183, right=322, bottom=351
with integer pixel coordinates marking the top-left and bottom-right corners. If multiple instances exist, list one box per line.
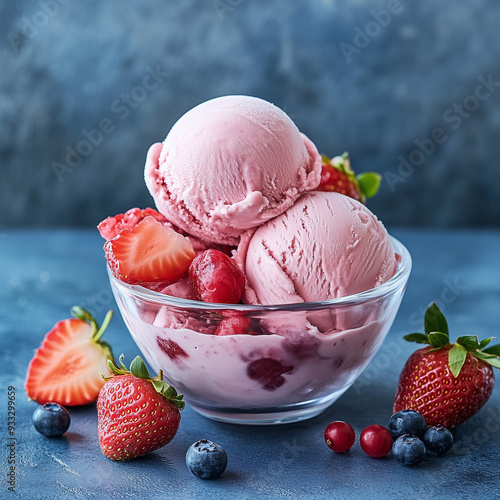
left=388, top=410, right=427, bottom=440
left=186, top=439, right=228, bottom=479
left=422, top=425, right=453, bottom=456
left=32, top=403, right=71, bottom=437
left=392, top=434, right=426, bottom=466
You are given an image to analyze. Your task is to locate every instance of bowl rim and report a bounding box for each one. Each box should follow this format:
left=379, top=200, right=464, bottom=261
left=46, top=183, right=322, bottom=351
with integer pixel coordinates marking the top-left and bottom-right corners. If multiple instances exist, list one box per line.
left=107, top=234, right=412, bottom=312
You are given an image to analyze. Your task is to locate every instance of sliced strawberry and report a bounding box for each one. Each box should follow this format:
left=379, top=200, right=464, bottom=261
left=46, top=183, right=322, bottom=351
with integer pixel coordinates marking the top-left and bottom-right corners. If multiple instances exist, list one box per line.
left=105, top=216, right=195, bottom=289
left=98, top=207, right=167, bottom=241
left=317, top=153, right=381, bottom=203
left=25, top=308, right=114, bottom=406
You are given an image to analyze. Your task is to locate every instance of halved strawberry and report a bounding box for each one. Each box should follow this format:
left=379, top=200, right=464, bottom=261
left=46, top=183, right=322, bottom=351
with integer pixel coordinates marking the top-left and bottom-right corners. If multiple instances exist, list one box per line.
left=25, top=307, right=114, bottom=406
left=105, top=216, right=195, bottom=289
left=317, top=153, right=381, bottom=204
left=98, top=207, right=167, bottom=241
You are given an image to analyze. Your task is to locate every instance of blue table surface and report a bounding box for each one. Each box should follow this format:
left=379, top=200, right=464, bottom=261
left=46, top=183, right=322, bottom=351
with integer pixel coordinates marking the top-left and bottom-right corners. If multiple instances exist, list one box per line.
left=1, top=228, right=500, bottom=499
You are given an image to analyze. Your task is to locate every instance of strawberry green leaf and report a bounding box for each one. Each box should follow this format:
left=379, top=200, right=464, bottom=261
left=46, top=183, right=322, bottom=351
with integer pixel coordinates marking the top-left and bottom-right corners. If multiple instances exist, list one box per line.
left=404, top=333, right=430, bottom=344
left=150, top=379, right=185, bottom=409
left=428, top=332, right=449, bottom=348
left=106, top=358, right=127, bottom=377
left=474, top=351, right=500, bottom=369
left=456, top=335, right=481, bottom=351
left=448, top=344, right=468, bottom=377
left=479, top=337, right=496, bottom=349
left=173, top=395, right=186, bottom=410
left=130, top=355, right=151, bottom=380
left=151, top=378, right=167, bottom=394
left=163, top=385, right=177, bottom=400
left=118, top=353, right=127, bottom=371
left=424, top=303, right=449, bottom=337
left=482, top=344, right=500, bottom=356
left=357, top=172, right=381, bottom=199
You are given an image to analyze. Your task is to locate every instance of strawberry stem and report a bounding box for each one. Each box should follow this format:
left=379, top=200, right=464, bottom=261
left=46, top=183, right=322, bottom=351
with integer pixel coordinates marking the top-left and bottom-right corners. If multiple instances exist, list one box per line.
left=71, top=306, right=99, bottom=334
left=94, top=310, right=113, bottom=342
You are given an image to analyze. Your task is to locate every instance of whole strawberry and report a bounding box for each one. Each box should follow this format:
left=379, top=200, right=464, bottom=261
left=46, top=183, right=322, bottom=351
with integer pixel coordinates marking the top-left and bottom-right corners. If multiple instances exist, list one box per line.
left=97, top=355, right=184, bottom=461
left=317, top=152, right=381, bottom=204
left=394, top=303, right=500, bottom=428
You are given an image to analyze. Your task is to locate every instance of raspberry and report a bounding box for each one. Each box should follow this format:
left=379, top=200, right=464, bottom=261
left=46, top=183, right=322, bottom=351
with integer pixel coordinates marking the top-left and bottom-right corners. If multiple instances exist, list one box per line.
left=188, top=249, right=245, bottom=304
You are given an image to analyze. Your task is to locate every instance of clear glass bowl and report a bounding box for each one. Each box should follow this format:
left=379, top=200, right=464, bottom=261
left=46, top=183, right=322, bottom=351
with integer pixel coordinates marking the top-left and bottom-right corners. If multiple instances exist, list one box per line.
left=108, top=236, right=411, bottom=425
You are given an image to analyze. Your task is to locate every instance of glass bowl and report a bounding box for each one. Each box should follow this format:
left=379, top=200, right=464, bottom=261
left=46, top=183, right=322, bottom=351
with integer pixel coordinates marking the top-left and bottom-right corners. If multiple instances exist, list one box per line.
left=108, top=236, right=411, bottom=425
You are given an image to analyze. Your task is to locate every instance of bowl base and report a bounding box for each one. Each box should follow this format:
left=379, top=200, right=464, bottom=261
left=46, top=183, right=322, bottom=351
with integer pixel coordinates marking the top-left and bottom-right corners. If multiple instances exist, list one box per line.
left=189, top=395, right=343, bottom=425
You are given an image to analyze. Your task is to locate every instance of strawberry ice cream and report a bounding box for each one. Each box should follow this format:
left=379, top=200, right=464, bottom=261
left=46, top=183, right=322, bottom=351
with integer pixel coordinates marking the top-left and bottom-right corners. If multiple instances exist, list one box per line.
left=102, top=95, right=411, bottom=424
left=236, top=191, right=397, bottom=305
left=145, top=95, right=322, bottom=246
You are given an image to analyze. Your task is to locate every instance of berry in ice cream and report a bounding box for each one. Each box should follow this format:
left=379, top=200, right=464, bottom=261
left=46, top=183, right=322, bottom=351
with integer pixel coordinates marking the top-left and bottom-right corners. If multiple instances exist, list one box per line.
left=98, top=207, right=168, bottom=241
left=104, top=216, right=195, bottom=291
left=188, top=249, right=245, bottom=304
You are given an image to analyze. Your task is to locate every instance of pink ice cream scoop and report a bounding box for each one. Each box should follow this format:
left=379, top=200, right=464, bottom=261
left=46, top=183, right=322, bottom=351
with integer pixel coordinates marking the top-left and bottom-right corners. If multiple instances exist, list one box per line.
left=145, top=95, right=322, bottom=246
left=236, top=191, right=397, bottom=305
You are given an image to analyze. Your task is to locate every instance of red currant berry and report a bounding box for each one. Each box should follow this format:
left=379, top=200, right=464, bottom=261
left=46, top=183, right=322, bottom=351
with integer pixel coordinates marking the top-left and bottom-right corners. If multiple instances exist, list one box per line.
left=324, top=421, right=355, bottom=453
left=360, top=424, right=393, bottom=458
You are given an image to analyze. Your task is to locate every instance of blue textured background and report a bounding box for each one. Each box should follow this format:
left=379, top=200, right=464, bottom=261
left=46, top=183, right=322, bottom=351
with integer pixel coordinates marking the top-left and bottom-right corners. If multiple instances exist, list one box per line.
left=1, top=0, right=500, bottom=228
